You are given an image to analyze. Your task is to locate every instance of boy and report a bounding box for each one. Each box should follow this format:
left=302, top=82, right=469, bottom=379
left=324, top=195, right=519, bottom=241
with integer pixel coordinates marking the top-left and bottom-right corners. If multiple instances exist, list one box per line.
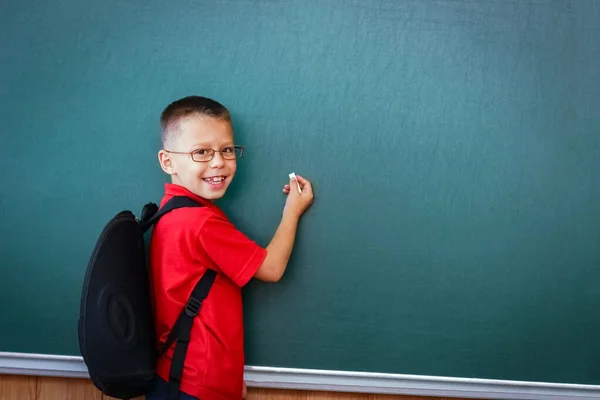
left=146, top=96, right=313, bottom=400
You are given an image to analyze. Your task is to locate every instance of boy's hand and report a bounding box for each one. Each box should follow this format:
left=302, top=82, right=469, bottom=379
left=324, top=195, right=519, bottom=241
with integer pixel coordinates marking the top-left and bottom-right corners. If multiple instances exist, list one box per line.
left=255, top=174, right=314, bottom=283
left=283, top=174, right=313, bottom=218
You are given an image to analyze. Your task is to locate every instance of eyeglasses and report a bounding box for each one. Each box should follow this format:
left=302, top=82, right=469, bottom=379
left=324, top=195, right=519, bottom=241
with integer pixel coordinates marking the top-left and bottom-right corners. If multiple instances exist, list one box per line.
left=164, top=145, right=244, bottom=162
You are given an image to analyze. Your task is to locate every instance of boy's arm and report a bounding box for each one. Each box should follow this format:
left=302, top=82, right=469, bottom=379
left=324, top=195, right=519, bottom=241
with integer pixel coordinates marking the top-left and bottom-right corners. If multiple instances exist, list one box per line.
left=254, top=174, right=313, bottom=283
left=254, top=212, right=298, bottom=282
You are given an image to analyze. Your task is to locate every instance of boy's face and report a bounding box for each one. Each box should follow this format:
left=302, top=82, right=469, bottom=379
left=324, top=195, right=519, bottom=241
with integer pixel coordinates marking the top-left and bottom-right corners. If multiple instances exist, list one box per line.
left=159, top=116, right=237, bottom=200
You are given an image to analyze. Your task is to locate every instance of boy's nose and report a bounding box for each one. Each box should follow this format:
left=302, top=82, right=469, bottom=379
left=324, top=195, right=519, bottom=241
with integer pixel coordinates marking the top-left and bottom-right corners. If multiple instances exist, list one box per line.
left=209, top=151, right=225, bottom=167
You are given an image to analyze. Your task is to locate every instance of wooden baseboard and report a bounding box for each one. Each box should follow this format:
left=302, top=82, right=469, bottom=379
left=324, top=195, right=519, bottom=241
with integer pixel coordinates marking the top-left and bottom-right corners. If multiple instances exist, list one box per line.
left=4, top=353, right=600, bottom=399
left=0, top=375, right=462, bottom=400
left=246, top=387, right=439, bottom=399
left=0, top=375, right=37, bottom=400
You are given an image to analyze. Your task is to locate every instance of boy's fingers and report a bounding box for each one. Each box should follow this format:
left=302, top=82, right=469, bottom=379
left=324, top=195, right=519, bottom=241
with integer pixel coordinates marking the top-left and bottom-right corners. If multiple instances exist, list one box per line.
left=295, top=175, right=312, bottom=194
left=295, top=175, right=311, bottom=187
left=295, top=174, right=307, bottom=184
left=289, top=175, right=303, bottom=194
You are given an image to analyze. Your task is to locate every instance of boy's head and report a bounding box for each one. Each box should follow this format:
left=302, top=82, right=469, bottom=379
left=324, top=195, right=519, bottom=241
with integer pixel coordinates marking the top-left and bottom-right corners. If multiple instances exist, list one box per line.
left=158, top=96, right=242, bottom=200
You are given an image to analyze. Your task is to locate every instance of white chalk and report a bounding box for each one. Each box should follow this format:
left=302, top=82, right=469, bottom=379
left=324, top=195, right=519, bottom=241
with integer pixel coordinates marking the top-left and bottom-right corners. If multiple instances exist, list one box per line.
left=289, top=172, right=302, bottom=193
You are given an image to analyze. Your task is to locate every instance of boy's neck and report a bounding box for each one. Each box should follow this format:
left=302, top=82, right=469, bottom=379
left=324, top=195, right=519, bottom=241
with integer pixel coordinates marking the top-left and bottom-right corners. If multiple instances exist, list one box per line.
left=167, top=181, right=215, bottom=203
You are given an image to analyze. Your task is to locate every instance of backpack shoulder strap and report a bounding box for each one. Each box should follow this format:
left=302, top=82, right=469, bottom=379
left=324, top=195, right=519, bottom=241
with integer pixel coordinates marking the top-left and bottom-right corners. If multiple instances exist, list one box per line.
left=139, top=196, right=202, bottom=232
left=163, top=269, right=217, bottom=400
left=140, top=195, right=216, bottom=400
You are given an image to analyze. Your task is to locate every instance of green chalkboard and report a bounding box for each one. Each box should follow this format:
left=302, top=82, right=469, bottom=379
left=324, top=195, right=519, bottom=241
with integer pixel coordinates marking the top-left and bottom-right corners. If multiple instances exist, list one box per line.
left=1, top=0, right=599, bottom=385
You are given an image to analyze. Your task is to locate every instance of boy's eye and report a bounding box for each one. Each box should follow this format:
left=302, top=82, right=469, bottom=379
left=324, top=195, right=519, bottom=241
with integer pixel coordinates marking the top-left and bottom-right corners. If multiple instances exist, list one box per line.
left=195, top=149, right=210, bottom=155
left=222, top=146, right=234, bottom=153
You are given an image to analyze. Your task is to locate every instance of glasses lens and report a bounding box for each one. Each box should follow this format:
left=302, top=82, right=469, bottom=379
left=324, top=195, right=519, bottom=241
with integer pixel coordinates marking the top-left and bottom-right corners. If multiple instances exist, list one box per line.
left=233, top=146, right=243, bottom=159
left=192, top=149, right=214, bottom=162
left=220, top=146, right=243, bottom=160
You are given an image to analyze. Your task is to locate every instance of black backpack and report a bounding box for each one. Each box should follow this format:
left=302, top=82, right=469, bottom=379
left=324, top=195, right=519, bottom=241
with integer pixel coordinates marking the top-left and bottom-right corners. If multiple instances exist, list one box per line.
left=78, top=196, right=216, bottom=400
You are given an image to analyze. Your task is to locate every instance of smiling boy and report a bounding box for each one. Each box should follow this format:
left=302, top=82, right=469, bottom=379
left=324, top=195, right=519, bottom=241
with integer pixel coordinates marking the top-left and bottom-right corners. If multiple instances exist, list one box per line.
left=146, top=96, right=313, bottom=400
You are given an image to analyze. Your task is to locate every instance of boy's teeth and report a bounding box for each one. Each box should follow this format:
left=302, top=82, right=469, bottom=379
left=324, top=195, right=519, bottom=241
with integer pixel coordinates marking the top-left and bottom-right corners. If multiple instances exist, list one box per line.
left=204, top=177, right=225, bottom=183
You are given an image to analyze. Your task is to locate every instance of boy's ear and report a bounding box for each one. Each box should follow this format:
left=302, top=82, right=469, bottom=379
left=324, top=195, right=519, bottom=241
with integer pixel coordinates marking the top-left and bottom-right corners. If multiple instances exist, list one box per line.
left=158, top=150, right=176, bottom=176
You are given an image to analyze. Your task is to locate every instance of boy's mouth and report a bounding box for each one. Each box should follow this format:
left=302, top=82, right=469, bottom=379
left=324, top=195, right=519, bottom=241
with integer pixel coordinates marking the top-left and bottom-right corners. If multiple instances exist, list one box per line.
left=203, top=176, right=226, bottom=185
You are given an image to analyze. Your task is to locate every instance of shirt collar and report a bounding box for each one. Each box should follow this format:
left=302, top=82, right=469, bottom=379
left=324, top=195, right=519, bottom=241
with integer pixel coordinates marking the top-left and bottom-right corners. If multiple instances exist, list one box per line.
left=163, top=183, right=223, bottom=215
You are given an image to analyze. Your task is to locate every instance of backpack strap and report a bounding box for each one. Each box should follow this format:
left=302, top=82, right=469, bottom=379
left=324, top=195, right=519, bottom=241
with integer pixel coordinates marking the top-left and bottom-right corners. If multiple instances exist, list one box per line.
left=139, top=196, right=203, bottom=233
left=139, top=195, right=217, bottom=400
left=164, top=269, right=217, bottom=400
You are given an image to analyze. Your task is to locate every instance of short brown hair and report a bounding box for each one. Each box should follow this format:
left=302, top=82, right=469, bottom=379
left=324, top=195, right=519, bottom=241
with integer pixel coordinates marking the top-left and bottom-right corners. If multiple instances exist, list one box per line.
left=160, top=96, right=231, bottom=147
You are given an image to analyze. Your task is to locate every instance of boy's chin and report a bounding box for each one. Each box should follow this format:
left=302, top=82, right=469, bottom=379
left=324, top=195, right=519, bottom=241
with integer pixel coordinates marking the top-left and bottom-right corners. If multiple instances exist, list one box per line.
left=202, top=192, right=225, bottom=200
left=197, top=184, right=229, bottom=200
left=179, top=179, right=230, bottom=200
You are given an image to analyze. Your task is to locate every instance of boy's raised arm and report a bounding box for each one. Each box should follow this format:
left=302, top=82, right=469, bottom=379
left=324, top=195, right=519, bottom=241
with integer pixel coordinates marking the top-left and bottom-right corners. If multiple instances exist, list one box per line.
left=254, top=174, right=313, bottom=283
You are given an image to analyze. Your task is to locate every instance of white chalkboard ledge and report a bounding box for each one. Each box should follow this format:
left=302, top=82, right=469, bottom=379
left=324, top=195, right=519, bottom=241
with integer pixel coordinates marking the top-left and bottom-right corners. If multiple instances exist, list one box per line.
left=1, top=352, right=599, bottom=400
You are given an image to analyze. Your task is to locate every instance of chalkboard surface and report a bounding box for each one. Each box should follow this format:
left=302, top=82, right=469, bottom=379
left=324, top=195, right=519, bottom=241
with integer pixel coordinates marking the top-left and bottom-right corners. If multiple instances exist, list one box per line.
left=1, top=0, right=599, bottom=385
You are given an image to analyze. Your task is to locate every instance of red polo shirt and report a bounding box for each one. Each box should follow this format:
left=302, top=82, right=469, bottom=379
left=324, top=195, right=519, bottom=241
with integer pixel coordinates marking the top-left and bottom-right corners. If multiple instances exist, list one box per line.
left=150, top=184, right=267, bottom=400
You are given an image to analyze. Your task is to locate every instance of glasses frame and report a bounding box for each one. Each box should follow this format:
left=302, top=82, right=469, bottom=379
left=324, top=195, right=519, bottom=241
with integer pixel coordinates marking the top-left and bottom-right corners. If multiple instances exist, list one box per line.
left=164, top=145, right=244, bottom=163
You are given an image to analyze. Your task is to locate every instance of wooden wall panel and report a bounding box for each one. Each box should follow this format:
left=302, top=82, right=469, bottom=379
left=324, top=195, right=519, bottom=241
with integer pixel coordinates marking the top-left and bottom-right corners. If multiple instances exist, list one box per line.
left=0, top=375, right=36, bottom=400
left=246, top=388, right=445, bottom=399
left=36, top=376, right=102, bottom=400
left=0, top=375, right=479, bottom=400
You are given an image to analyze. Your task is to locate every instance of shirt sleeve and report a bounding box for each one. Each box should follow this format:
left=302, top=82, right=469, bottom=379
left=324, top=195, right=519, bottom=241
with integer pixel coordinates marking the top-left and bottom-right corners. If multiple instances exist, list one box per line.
left=197, top=215, right=267, bottom=287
